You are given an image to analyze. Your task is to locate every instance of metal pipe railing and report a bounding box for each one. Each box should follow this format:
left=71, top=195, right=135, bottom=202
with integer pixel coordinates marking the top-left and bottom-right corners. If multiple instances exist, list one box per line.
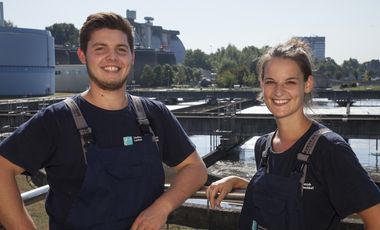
left=21, top=185, right=49, bottom=206
left=19, top=184, right=246, bottom=206
left=0, top=183, right=364, bottom=229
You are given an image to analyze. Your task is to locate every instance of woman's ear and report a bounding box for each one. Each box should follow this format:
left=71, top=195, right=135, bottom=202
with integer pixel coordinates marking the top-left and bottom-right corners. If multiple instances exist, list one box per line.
left=305, top=75, right=314, bottom=93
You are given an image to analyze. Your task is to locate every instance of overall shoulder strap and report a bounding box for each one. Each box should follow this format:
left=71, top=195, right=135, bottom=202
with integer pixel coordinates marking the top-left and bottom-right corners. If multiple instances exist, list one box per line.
left=130, top=95, right=159, bottom=150
left=297, top=127, right=331, bottom=195
left=260, top=132, right=275, bottom=172
left=64, top=97, right=92, bottom=164
left=130, top=95, right=155, bottom=136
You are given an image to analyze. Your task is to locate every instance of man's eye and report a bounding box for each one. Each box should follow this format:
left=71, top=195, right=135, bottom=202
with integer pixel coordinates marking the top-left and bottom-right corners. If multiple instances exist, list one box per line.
left=117, top=48, right=129, bottom=54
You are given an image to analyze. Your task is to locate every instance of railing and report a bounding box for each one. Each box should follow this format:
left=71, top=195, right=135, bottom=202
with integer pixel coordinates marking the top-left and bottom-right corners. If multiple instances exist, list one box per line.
left=19, top=184, right=244, bottom=204
left=0, top=183, right=366, bottom=230
left=21, top=185, right=49, bottom=206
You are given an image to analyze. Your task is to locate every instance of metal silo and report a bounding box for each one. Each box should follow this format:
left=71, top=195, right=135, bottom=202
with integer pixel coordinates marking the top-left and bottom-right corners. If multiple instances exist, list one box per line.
left=0, top=25, right=55, bottom=97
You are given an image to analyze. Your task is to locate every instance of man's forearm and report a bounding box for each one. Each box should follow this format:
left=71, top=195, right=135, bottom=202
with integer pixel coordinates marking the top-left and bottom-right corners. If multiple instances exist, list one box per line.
left=152, top=158, right=207, bottom=216
left=0, top=171, right=36, bottom=230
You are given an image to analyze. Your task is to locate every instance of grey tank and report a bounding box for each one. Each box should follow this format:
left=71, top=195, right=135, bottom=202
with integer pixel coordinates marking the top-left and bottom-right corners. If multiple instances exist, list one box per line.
left=0, top=27, right=55, bottom=97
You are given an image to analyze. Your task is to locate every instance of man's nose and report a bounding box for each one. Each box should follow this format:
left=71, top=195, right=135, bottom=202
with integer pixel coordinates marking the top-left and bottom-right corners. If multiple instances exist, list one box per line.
left=106, top=50, right=117, bottom=61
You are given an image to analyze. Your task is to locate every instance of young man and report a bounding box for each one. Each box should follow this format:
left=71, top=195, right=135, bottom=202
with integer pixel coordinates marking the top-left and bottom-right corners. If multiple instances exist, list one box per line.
left=0, top=12, right=207, bottom=230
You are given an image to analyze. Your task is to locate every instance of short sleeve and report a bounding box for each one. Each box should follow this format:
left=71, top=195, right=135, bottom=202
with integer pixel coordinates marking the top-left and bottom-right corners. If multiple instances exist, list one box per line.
left=0, top=108, right=58, bottom=175
left=318, top=134, right=380, bottom=217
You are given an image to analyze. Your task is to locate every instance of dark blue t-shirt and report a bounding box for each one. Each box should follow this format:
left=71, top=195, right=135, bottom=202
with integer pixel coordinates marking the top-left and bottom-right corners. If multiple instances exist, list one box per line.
left=254, top=121, right=380, bottom=230
left=0, top=94, right=195, bottom=223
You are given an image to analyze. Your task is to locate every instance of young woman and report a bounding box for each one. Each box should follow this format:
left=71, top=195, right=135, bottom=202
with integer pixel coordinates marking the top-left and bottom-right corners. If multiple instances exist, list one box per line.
left=206, top=38, right=380, bottom=230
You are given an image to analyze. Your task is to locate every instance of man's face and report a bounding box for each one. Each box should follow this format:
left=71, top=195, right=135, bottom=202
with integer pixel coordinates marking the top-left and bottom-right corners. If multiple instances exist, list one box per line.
left=78, top=28, right=133, bottom=91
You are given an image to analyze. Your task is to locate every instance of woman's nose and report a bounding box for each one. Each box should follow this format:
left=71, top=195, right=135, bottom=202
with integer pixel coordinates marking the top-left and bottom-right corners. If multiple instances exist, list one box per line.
left=273, top=83, right=284, bottom=96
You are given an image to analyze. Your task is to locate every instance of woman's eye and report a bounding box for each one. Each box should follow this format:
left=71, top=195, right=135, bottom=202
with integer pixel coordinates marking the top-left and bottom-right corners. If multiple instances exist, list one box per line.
left=118, top=48, right=128, bottom=54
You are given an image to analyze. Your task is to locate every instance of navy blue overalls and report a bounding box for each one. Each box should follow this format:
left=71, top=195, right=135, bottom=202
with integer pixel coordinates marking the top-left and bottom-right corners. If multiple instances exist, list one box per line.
left=239, top=128, right=330, bottom=230
left=56, top=96, right=164, bottom=229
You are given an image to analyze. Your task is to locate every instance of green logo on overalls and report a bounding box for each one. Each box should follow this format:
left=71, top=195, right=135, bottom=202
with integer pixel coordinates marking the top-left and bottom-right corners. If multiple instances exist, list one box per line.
left=123, top=136, right=133, bottom=146
left=252, top=220, right=258, bottom=230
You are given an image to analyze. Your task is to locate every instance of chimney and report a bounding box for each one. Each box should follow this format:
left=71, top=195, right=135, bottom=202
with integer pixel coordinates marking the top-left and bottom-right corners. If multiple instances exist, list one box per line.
left=144, top=16, right=154, bottom=48
left=0, top=2, right=4, bottom=27
left=126, top=9, right=136, bottom=22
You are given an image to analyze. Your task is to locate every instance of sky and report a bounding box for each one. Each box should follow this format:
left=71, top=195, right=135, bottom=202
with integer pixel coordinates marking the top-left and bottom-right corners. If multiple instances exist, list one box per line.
left=1, top=0, right=379, bottom=64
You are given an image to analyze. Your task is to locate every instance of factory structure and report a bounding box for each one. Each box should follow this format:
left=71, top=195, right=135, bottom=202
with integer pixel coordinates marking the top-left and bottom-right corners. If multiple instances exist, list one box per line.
left=0, top=2, right=186, bottom=96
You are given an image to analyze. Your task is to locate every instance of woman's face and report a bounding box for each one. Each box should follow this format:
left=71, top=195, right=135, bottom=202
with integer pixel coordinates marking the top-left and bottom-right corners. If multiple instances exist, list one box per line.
left=261, top=57, right=313, bottom=120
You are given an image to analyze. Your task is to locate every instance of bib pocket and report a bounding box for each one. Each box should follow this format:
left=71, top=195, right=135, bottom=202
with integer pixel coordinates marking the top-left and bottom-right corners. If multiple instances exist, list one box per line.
left=251, top=192, right=287, bottom=230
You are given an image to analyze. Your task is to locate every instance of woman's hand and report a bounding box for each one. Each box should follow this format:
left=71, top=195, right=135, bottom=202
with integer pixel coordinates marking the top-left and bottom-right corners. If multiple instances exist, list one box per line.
left=206, top=176, right=248, bottom=208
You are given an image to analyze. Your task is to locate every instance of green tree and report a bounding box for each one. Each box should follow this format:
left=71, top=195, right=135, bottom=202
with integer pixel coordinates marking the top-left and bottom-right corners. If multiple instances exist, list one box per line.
left=153, top=65, right=163, bottom=86
left=140, top=65, right=155, bottom=87
left=209, top=44, right=263, bottom=88
left=191, top=68, right=202, bottom=86
left=240, top=46, right=262, bottom=75
left=236, top=65, right=250, bottom=86
left=217, top=58, right=238, bottom=75
left=162, top=64, right=174, bottom=87
left=243, top=73, right=257, bottom=87
left=315, top=57, right=341, bottom=80
left=46, top=23, right=79, bottom=46
left=173, top=64, right=187, bottom=85
left=184, top=49, right=212, bottom=70
left=341, top=58, right=361, bottom=80
left=362, top=59, right=380, bottom=80
left=216, top=70, right=236, bottom=88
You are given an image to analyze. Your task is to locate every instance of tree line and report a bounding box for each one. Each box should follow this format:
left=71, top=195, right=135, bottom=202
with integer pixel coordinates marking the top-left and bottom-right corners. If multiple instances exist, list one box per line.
left=6, top=22, right=380, bottom=88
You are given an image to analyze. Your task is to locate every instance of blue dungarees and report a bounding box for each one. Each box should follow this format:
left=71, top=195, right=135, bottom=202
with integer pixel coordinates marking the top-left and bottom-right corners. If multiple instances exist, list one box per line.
left=52, top=97, right=164, bottom=229
left=239, top=128, right=329, bottom=230
left=239, top=158, right=304, bottom=230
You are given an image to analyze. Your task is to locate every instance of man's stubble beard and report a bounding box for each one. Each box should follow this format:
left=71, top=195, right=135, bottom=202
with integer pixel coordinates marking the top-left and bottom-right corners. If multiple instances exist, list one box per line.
left=86, top=65, right=128, bottom=91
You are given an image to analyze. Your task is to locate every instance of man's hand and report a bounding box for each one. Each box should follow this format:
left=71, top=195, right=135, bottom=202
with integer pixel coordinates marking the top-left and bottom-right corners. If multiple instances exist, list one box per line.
left=131, top=151, right=207, bottom=229
left=130, top=201, right=168, bottom=230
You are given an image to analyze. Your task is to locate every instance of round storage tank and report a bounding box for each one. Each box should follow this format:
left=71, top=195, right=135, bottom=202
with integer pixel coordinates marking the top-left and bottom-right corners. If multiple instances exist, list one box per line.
left=0, top=27, right=55, bottom=97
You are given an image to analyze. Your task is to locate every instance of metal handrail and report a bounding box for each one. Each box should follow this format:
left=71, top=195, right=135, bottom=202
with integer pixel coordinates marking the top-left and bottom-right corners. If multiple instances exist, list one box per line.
left=19, top=184, right=245, bottom=206
left=0, top=183, right=364, bottom=229
left=21, top=185, right=50, bottom=206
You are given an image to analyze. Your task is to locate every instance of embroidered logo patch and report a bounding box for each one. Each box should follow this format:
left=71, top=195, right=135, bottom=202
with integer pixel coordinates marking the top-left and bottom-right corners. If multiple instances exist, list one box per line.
left=123, top=136, right=133, bottom=146
left=303, top=182, right=315, bottom=190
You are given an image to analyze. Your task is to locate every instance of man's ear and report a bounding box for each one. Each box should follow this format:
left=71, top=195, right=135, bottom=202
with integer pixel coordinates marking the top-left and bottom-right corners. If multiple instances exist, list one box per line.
left=305, top=75, right=314, bottom=93
left=77, top=48, right=86, bottom=64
